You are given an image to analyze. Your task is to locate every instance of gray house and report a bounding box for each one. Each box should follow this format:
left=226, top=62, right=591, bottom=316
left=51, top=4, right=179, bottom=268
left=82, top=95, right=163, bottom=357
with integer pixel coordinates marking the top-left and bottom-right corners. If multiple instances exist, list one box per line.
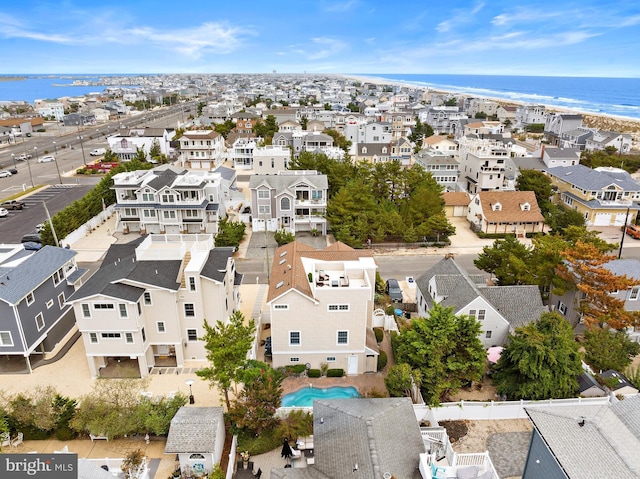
left=522, top=396, right=640, bottom=479
left=0, top=245, right=86, bottom=373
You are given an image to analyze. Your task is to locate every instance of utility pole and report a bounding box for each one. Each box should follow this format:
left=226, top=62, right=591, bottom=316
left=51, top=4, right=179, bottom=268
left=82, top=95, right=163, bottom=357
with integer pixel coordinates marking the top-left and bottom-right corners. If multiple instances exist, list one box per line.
left=43, top=201, right=60, bottom=247
left=618, top=206, right=631, bottom=259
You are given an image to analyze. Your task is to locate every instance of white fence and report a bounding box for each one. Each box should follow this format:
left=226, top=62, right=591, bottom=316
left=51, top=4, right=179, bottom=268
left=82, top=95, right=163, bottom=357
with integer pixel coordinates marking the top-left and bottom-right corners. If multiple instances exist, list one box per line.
left=428, top=396, right=611, bottom=422
left=226, top=435, right=238, bottom=479
left=62, top=204, right=116, bottom=246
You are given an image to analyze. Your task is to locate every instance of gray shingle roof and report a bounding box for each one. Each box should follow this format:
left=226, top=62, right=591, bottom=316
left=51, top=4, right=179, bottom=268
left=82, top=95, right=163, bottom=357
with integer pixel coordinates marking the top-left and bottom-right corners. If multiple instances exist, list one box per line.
left=546, top=164, right=640, bottom=191
left=603, top=259, right=640, bottom=281
left=164, top=407, right=224, bottom=453
left=200, top=248, right=234, bottom=282
left=526, top=396, right=640, bottom=478
left=272, top=398, right=424, bottom=479
left=0, top=246, right=77, bottom=305
left=479, top=285, right=547, bottom=328
left=249, top=173, right=328, bottom=191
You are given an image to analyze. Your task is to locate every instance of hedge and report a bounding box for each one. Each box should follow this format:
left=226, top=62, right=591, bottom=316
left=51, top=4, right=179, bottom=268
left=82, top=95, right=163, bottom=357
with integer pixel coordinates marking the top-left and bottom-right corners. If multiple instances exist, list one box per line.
left=307, top=369, right=321, bottom=378
left=374, top=327, right=384, bottom=343
left=327, top=369, right=344, bottom=378
left=377, top=350, right=388, bottom=370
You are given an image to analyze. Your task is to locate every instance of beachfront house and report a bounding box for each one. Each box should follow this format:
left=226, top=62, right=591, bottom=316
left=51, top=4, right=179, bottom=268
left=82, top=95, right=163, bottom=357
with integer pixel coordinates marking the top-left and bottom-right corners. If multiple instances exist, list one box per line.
left=546, top=164, right=640, bottom=227
left=0, top=245, right=87, bottom=374
left=544, top=113, right=583, bottom=146
left=415, top=256, right=546, bottom=348
left=265, top=241, right=379, bottom=375
left=66, top=234, right=241, bottom=378
left=249, top=170, right=328, bottom=235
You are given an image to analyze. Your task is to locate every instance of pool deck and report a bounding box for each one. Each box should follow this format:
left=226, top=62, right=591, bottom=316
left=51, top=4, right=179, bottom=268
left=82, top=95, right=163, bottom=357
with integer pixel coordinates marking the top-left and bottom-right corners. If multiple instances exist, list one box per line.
left=281, top=372, right=387, bottom=398
left=282, top=385, right=360, bottom=407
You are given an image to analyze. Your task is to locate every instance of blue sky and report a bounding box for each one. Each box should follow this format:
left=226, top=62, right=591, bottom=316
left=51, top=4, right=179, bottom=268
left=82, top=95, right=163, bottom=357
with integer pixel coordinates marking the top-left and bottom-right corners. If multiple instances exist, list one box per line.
left=1, top=0, right=639, bottom=77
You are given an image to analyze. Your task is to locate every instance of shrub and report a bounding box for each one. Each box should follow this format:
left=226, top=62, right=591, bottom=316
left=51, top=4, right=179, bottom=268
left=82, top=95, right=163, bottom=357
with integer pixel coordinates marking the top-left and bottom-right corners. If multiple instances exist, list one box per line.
left=320, top=362, right=329, bottom=377
left=290, top=364, right=307, bottom=375
left=326, top=369, right=344, bottom=378
left=307, top=369, right=321, bottom=378
left=274, top=229, right=295, bottom=246
left=377, top=351, right=388, bottom=370
left=374, top=328, right=384, bottom=343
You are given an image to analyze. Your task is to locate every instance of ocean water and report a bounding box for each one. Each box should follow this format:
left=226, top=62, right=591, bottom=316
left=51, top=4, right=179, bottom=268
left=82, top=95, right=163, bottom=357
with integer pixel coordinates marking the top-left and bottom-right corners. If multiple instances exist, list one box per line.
left=0, top=75, right=140, bottom=103
left=360, top=74, right=640, bottom=120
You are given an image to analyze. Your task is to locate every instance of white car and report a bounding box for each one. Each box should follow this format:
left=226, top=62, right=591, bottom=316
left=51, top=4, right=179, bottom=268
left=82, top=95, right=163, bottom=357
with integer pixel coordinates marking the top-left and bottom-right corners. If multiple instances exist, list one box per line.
left=0, top=208, right=8, bottom=217
left=38, top=155, right=55, bottom=163
left=90, top=148, right=107, bottom=156
left=0, top=170, right=12, bottom=178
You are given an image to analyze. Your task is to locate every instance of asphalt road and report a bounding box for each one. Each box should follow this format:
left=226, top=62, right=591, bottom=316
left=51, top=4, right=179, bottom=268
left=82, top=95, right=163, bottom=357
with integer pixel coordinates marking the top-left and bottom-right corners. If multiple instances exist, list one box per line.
left=0, top=185, right=93, bottom=243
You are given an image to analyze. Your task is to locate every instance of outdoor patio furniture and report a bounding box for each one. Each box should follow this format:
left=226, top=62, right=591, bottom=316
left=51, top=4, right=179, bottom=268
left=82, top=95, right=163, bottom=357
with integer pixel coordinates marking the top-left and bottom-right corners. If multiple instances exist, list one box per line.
left=11, top=432, right=23, bottom=447
left=1, top=432, right=10, bottom=447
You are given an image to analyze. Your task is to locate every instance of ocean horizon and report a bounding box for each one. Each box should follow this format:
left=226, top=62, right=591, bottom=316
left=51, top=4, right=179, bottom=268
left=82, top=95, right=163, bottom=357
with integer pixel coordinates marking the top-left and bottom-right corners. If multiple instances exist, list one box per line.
left=357, top=73, right=640, bottom=121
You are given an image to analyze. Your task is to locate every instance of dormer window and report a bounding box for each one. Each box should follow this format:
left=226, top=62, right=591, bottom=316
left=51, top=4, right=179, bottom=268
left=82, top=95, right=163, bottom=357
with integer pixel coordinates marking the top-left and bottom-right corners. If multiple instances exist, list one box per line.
left=521, top=202, right=530, bottom=211
left=492, top=202, right=501, bottom=211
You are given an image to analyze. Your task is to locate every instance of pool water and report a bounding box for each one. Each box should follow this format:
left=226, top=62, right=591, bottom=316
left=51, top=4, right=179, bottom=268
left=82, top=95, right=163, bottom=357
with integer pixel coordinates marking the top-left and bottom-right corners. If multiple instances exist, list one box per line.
left=281, top=386, right=360, bottom=407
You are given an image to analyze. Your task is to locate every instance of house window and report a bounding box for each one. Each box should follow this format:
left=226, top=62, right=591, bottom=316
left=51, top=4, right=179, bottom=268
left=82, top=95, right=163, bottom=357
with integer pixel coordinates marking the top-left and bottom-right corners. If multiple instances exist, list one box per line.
left=141, top=327, right=146, bottom=342
left=143, top=209, right=156, bottom=218
left=157, top=322, right=166, bottom=333
left=258, top=205, right=270, bottom=215
left=161, top=194, right=175, bottom=203
left=485, top=331, right=492, bottom=339
left=125, top=332, right=134, bottom=344
left=258, top=190, right=270, bottom=199
left=101, top=333, right=121, bottom=339
left=89, top=333, right=98, bottom=344
left=58, top=293, right=65, bottom=309
left=144, top=292, right=152, bottom=305
left=53, top=268, right=64, bottom=286
left=187, top=329, right=198, bottom=341
left=142, top=193, right=154, bottom=201
left=281, top=197, right=291, bottom=210
left=137, top=302, right=142, bottom=315
left=558, top=301, right=567, bottom=315
left=290, top=357, right=300, bottom=363
left=326, top=356, right=336, bottom=362
left=630, top=287, right=640, bottom=301
left=337, top=331, right=349, bottom=345
left=163, top=211, right=176, bottom=219
left=119, top=304, right=128, bottom=318
left=46, top=299, right=54, bottom=309
left=468, top=309, right=476, bottom=320
left=0, top=332, right=13, bottom=346
left=35, top=313, right=45, bottom=331
left=189, top=454, right=205, bottom=460
left=477, top=310, right=486, bottom=321
left=328, top=304, right=349, bottom=312
left=188, top=277, right=196, bottom=292
left=289, top=331, right=301, bottom=346
left=26, top=292, right=34, bottom=306
left=94, top=304, right=114, bottom=310
left=184, top=304, right=195, bottom=317
left=274, top=304, right=289, bottom=310
left=82, top=304, right=91, bottom=318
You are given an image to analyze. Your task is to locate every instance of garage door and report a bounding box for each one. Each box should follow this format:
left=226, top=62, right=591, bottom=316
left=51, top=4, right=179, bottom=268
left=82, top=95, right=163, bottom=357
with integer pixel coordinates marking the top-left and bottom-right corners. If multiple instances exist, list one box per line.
left=614, top=213, right=627, bottom=226
left=594, top=213, right=612, bottom=226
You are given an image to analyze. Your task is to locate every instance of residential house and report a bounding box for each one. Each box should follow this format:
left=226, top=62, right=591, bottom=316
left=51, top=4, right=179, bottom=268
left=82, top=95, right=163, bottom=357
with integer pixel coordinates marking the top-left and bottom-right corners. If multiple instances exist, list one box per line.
left=414, top=150, right=460, bottom=192
left=253, top=145, right=291, bottom=175
left=266, top=241, right=379, bottom=374
left=306, top=119, right=326, bottom=132
left=390, top=137, right=415, bottom=166
left=165, top=407, right=226, bottom=477
left=354, top=143, right=392, bottom=164
left=600, top=370, right=639, bottom=396
left=415, top=256, right=546, bottom=347
left=544, top=113, right=583, bottom=146
left=463, top=121, right=503, bottom=138
left=0, top=245, right=87, bottom=373
left=107, top=127, right=175, bottom=162
left=422, top=135, right=458, bottom=153
left=535, top=145, right=581, bottom=168
left=577, top=372, right=607, bottom=397
left=514, top=105, right=546, bottom=128
left=457, top=137, right=510, bottom=193
left=424, top=107, right=468, bottom=135
left=522, top=396, right=640, bottom=479
left=229, top=137, right=259, bottom=170
left=63, top=112, right=96, bottom=128
left=249, top=170, right=328, bottom=234
left=466, top=99, right=499, bottom=118
left=67, top=234, right=241, bottom=378
left=585, top=131, right=632, bottom=154
left=278, top=119, right=302, bottom=132
left=272, top=131, right=305, bottom=158
left=302, top=131, right=334, bottom=155
left=546, top=164, right=640, bottom=226
left=467, top=191, right=545, bottom=236
left=112, top=165, right=228, bottom=235
left=496, top=105, right=517, bottom=124
left=559, top=127, right=594, bottom=150
left=442, top=192, right=471, bottom=217
left=34, top=100, right=65, bottom=121
left=179, top=130, right=225, bottom=169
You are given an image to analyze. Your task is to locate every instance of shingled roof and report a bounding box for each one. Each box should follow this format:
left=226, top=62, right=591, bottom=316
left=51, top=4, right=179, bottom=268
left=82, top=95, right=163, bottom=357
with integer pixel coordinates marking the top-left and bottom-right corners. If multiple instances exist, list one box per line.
left=164, top=407, right=224, bottom=454
left=476, top=191, right=544, bottom=223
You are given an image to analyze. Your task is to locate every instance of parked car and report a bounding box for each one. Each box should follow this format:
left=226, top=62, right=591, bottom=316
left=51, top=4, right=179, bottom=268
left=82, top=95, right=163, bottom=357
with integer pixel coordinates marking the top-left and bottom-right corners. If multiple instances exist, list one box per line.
left=0, top=208, right=9, bottom=218
left=21, top=233, right=41, bottom=243
left=385, top=278, right=403, bottom=303
left=35, top=222, right=46, bottom=233
left=38, top=155, right=55, bottom=163
left=0, top=170, right=12, bottom=178
left=16, top=153, right=32, bottom=161
left=1, top=200, right=25, bottom=210
left=625, top=224, right=640, bottom=239
left=22, top=241, right=42, bottom=251
left=90, top=148, right=107, bottom=156
left=8, top=168, right=18, bottom=175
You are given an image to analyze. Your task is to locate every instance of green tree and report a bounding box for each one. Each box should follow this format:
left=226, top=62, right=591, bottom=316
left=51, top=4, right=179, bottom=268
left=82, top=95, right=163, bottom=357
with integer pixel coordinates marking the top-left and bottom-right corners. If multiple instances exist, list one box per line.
left=253, top=115, right=278, bottom=142
left=214, top=119, right=235, bottom=139
left=516, top=169, right=553, bottom=215
left=443, top=98, right=458, bottom=107
left=323, top=103, right=332, bottom=111
left=419, top=214, right=456, bottom=242
left=493, top=312, right=583, bottom=400
left=545, top=204, right=586, bottom=234
left=393, top=304, right=485, bottom=405
left=197, top=312, right=256, bottom=409
left=133, top=146, right=147, bottom=162
left=474, top=111, right=487, bottom=119
left=474, top=235, right=533, bottom=285
left=583, top=328, right=640, bottom=372
left=214, top=217, right=246, bottom=248
left=346, top=102, right=360, bottom=113
left=324, top=128, right=352, bottom=154
left=385, top=363, right=422, bottom=398
left=274, top=229, right=295, bottom=246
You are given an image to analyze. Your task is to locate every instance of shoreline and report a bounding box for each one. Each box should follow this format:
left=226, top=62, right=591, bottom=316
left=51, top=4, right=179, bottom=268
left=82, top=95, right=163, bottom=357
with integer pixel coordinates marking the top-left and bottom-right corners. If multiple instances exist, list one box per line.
left=342, top=74, right=640, bottom=128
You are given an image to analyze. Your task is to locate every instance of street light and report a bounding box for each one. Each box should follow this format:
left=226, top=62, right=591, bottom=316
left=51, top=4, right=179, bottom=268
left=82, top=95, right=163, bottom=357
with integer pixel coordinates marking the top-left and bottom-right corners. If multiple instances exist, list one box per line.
left=185, top=379, right=195, bottom=404
left=10, top=153, right=16, bottom=169
left=52, top=141, right=57, bottom=155
left=77, top=135, right=87, bottom=166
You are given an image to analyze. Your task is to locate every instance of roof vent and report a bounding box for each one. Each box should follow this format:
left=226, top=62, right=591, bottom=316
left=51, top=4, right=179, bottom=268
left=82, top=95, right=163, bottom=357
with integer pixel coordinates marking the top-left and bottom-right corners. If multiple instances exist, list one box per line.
left=578, top=417, right=586, bottom=427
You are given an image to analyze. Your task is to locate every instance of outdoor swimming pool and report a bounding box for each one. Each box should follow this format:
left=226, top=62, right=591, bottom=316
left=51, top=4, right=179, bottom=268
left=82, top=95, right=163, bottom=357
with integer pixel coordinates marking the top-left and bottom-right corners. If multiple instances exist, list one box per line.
left=281, top=386, right=360, bottom=407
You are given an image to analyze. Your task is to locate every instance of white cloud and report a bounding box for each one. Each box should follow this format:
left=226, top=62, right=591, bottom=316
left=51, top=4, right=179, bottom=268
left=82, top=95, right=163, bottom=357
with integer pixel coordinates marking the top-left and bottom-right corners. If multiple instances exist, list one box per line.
left=323, top=1, right=359, bottom=12
left=436, top=1, right=485, bottom=33
left=306, top=37, right=348, bottom=60
left=492, top=9, right=563, bottom=27
left=619, top=15, right=640, bottom=27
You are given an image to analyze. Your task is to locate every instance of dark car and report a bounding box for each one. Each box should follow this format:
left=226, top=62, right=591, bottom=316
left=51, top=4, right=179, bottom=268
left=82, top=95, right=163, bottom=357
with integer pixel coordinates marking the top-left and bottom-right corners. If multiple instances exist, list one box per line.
left=1, top=200, right=25, bottom=210
left=21, top=233, right=41, bottom=243
left=385, top=279, right=404, bottom=303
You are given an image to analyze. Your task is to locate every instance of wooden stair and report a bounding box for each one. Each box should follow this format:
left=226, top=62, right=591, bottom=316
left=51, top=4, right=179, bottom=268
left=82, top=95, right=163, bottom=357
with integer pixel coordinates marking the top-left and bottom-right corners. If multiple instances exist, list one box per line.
left=180, top=252, right=191, bottom=288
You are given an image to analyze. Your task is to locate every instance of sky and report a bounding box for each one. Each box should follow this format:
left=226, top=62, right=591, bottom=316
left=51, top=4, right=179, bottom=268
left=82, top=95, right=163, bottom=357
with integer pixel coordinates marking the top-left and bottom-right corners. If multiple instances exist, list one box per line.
left=1, top=0, right=639, bottom=77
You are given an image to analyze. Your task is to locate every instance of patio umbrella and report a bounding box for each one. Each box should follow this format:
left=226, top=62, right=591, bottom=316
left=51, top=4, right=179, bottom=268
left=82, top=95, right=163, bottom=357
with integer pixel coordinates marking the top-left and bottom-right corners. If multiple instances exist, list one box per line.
left=281, top=439, right=293, bottom=461
left=487, top=346, right=503, bottom=364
